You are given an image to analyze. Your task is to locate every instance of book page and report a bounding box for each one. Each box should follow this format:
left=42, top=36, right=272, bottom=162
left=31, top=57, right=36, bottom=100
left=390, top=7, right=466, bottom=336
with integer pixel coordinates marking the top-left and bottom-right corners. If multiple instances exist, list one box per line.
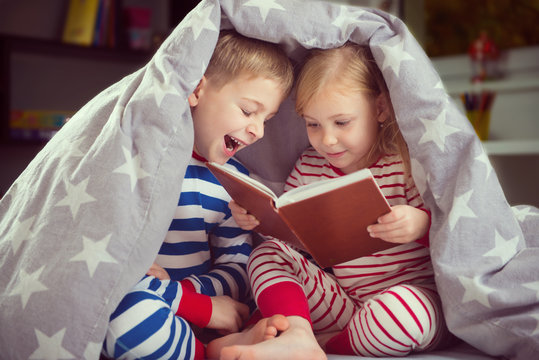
left=276, top=168, right=373, bottom=207
left=207, top=162, right=278, bottom=200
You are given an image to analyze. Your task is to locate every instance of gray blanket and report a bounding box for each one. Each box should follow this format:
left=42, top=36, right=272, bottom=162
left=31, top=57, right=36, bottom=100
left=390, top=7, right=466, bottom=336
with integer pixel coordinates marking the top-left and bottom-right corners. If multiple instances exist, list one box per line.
left=1, top=0, right=538, bottom=359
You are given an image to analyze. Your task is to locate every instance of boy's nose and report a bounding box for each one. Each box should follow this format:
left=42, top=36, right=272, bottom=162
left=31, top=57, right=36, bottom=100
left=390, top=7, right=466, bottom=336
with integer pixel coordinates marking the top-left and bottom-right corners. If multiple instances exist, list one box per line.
left=247, top=121, right=264, bottom=140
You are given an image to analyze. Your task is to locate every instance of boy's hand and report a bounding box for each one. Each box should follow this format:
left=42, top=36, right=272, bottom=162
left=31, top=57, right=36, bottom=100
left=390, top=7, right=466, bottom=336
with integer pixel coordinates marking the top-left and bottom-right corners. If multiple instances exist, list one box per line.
left=146, top=263, right=170, bottom=280
left=367, top=205, right=428, bottom=244
left=207, top=295, right=250, bottom=334
left=229, top=200, right=259, bottom=230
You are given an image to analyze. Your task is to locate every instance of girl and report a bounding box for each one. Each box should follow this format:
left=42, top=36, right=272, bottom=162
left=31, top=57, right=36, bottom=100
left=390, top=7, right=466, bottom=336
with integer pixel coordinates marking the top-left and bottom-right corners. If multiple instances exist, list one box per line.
left=214, top=43, right=453, bottom=360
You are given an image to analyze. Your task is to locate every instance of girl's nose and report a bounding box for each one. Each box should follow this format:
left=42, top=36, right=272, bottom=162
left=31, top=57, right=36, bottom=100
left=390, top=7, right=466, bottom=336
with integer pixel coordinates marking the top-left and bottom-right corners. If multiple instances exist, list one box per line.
left=322, top=129, right=337, bottom=146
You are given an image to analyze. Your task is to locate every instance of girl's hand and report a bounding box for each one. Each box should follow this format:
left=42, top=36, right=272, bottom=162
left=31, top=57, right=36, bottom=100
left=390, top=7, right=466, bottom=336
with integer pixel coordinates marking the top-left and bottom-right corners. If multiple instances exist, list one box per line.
left=146, top=263, right=170, bottom=280
left=229, top=200, right=259, bottom=230
left=207, top=295, right=250, bottom=334
left=366, top=205, right=428, bottom=244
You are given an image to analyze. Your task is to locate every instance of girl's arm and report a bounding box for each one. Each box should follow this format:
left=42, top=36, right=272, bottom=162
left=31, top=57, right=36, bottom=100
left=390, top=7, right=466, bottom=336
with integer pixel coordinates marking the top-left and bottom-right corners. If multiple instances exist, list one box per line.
left=368, top=174, right=430, bottom=245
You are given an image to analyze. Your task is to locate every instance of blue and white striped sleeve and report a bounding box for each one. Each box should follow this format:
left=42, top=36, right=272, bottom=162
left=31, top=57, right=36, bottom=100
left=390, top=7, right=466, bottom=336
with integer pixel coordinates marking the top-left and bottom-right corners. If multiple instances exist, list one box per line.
left=185, top=158, right=253, bottom=301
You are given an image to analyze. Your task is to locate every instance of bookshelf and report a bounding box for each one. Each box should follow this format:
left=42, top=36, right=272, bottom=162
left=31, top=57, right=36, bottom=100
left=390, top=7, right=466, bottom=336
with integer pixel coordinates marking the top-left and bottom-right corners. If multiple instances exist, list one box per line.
left=0, top=0, right=201, bottom=197
left=0, top=35, right=152, bottom=144
left=431, top=46, right=539, bottom=156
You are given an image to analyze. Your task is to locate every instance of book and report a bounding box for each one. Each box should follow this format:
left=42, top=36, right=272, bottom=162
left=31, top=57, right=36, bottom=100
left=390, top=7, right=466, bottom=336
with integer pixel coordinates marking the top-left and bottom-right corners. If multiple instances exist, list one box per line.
left=207, top=162, right=394, bottom=267
left=62, top=0, right=101, bottom=46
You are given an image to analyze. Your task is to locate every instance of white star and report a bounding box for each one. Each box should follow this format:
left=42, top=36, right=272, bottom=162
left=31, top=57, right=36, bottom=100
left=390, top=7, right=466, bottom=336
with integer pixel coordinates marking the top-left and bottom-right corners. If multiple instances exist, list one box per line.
left=458, top=274, right=495, bottom=308
left=523, top=281, right=539, bottom=301
left=475, top=149, right=493, bottom=179
left=65, top=136, right=86, bottom=158
left=378, top=37, right=415, bottom=77
left=447, top=189, right=477, bottom=230
left=410, top=158, right=428, bottom=196
left=9, top=266, right=48, bottom=309
left=29, top=328, right=74, bottom=360
left=84, top=341, right=104, bottom=360
left=9, top=215, right=36, bottom=254
left=512, top=206, right=539, bottom=222
left=483, top=230, right=520, bottom=264
left=302, top=37, right=318, bottom=48
left=418, top=109, right=461, bottom=152
left=243, top=0, right=285, bottom=22
left=331, top=5, right=366, bottom=38
left=113, top=147, right=151, bottom=192
left=70, top=234, right=118, bottom=277
left=51, top=136, right=86, bottom=162
left=55, top=177, right=97, bottom=219
left=182, top=2, right=217, bottom=40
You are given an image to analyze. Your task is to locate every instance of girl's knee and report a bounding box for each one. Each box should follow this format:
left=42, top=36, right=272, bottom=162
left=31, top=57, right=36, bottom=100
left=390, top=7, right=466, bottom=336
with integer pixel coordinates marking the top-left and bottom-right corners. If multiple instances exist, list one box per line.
left=350, top=285, right=442, bottom=354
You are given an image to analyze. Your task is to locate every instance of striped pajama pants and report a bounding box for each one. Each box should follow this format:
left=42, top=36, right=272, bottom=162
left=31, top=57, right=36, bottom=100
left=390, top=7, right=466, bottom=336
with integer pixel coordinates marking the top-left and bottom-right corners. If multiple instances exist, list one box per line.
left=103, top=276, right=202, bottom=360
left=248, top=239, right=450, bottom=357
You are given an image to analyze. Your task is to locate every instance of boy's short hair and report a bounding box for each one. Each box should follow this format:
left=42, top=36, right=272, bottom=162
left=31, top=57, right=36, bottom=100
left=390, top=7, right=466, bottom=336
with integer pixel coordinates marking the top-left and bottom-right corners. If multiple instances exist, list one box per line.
left=205, top=30, right=294, bottom=98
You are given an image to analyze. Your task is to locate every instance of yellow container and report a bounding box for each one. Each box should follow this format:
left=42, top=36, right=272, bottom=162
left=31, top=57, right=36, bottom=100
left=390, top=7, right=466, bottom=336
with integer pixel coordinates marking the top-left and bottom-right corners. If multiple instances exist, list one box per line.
left=466, top=110, right=491, bottom=141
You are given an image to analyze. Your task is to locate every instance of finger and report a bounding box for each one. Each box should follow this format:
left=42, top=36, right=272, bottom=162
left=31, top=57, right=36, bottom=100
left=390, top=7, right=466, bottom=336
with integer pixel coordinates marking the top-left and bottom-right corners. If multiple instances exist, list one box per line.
left=368, top=224, right=405, bottom=241
left=229, top=200, right=247, bottom=214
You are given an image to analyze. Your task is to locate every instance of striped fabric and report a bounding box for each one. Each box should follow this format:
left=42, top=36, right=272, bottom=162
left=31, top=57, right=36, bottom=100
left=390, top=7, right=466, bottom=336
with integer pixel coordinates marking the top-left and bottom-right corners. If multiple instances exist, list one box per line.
left=285, top=147, right=424, bottom=209
left=103, top=155, right=253, bottom=359
left=155, top=154, right=252, bottom=298
left=248, top=148, right=449, bottom=356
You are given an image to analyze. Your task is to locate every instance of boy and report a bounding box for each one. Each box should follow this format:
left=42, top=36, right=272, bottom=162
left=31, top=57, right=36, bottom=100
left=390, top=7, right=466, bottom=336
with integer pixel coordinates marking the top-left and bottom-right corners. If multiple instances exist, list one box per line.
left=102, top=30, right=293, bottom=360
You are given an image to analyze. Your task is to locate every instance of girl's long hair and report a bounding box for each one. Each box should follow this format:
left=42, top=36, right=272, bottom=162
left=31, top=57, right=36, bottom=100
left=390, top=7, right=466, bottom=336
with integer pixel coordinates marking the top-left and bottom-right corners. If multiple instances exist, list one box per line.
left=295, top=43, right=411, bottom=175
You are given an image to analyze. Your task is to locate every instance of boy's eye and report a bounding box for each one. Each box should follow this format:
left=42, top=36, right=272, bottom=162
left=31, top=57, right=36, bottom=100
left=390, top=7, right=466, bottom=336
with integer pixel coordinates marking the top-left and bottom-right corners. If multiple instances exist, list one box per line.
left=242, top=109, right=252, bottom=116
left=336, top=120, right=349, bottom=126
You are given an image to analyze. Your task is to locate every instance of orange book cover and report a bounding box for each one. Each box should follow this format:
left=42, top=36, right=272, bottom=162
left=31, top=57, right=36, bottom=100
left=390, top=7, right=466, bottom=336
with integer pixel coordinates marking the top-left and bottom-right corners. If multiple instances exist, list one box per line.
left=62, top=0, right=101, bottom=46
left=207, top=162, right=394, bottom=267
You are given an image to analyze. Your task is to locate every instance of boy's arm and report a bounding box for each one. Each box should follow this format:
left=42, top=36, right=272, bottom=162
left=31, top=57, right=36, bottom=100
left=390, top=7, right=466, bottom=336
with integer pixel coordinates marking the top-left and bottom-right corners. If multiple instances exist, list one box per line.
left=182, top=217, right=253, bottom=300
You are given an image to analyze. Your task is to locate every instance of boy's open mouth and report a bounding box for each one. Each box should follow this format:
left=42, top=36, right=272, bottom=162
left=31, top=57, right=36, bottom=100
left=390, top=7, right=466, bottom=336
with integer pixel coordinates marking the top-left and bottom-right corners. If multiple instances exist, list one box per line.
left=224, top=135, right=242, bottom=155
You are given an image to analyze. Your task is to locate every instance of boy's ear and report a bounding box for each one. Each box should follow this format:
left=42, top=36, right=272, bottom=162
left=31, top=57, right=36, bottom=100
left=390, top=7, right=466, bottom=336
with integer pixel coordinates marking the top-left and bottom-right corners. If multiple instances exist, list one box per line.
left=188, top=76, right=207, bottom=107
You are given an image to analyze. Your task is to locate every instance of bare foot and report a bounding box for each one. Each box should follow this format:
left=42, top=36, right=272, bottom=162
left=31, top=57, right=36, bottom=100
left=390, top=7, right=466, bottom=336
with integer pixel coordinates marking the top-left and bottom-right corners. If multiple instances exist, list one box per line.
left=206, top=314, right=289, bottom=359
left=220, top=316, right=327, bottom=360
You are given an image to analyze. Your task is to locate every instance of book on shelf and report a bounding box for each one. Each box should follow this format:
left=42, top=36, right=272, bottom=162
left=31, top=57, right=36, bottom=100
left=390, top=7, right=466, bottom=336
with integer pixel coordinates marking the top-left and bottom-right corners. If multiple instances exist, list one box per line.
left=207, top=162, right=394, bottom=268
left=63, top=0, right=119, bottom=48
left=62, top=0, right=101, bottom=46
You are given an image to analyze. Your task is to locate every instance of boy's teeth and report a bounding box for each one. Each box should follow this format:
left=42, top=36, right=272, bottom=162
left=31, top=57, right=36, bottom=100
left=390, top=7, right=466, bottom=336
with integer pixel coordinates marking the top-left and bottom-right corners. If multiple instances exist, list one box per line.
left=226, top=136, right=241, bottom=150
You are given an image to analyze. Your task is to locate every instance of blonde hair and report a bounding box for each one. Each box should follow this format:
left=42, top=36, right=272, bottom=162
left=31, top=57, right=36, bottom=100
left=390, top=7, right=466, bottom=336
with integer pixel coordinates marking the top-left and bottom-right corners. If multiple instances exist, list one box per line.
left=295, top=43, right=410, bottom=175
left=205, top=30, right=294, bottom=100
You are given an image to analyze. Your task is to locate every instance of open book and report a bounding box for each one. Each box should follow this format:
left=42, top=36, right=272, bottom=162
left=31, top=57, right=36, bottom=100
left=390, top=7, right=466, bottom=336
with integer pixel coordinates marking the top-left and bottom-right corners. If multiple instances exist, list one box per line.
left=207, top=162, right=394, bottom=267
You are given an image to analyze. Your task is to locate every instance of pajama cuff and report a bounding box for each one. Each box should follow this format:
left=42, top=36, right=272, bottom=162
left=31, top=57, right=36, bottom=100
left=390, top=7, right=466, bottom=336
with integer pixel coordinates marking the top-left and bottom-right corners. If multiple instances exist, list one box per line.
left=177, top=280, right=212, bottom=328
left=416, top=208, right=431, bottom=248
left=257, top=281, right=311, bottom=325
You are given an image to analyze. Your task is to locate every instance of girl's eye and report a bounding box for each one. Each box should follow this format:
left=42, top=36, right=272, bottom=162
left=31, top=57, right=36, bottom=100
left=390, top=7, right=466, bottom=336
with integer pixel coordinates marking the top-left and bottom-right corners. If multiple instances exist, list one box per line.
left=242, top=109, right=252, bottom=116
left=306, top=122, right=319, bottom=128
left=336, top=120, right=349, bottom=126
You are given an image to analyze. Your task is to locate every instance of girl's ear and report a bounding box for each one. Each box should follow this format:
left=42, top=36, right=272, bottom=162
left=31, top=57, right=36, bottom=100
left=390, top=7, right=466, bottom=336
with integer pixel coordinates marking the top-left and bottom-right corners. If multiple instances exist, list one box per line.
left=375, top=94, right=389, bottom=124
left=188, top=76, right=207, bottom=107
